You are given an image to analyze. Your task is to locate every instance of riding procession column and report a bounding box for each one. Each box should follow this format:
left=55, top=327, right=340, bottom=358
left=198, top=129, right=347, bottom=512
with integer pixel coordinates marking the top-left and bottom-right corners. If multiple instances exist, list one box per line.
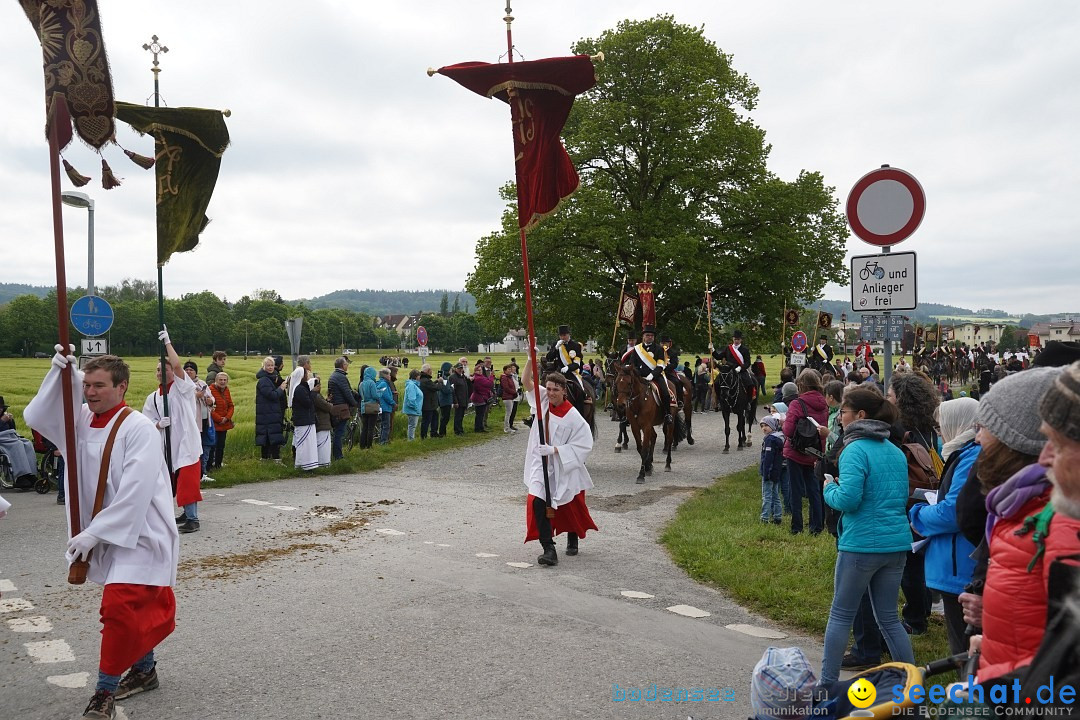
left=432, top=3, right=601, bottom=567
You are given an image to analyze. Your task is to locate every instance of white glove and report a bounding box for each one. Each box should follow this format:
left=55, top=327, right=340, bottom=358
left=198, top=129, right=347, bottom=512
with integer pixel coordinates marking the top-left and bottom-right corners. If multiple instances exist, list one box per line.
left=735, top=366, right=742, bottom=373
left=158, top=325, right=171, bottom=345
left=66, top=530, right=99, bottom=563
left=156, top=417, right=172, bottom=429
left=708, top=343, right=714, bottom=351
left=645, top=373, right=654, bottom=381
left=536, top=444, right=556, bottom=457
left=51, top=343, right=76, bottom=370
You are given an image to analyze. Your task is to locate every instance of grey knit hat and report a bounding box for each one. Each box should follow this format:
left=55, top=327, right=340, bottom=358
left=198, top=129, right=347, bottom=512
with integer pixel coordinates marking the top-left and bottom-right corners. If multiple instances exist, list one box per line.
left=782, top=382, right=799, bottom=402
left=977, top=366, right=1064, bottom=455
left=1039, top=360, right=1080, bottom=443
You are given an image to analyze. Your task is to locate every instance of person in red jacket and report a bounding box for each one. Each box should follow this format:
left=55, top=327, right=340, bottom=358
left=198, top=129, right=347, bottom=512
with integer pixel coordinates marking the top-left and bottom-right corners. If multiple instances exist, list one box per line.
left=954, top=366, right=1079, bottom=683
left=470, top=361, right=494, bottom=433
left=782, top=369, right=829, bottom=535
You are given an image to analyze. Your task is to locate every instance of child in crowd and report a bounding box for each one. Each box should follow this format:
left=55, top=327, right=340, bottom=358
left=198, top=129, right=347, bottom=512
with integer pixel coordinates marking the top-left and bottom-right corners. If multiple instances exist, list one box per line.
left=759, top=416, right=785, bottom=524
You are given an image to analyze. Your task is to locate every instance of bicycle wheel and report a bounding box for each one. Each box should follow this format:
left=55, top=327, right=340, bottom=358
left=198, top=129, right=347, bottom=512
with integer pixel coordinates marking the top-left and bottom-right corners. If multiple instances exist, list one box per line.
left=345, top=419, right=359, bottom=452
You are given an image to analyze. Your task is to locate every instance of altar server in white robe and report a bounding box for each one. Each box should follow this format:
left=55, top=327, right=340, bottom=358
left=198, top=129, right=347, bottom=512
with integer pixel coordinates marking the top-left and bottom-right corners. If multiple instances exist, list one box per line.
left=521, top=354, right=598, bottom=567
left=25, top=349, right=178, bottom=719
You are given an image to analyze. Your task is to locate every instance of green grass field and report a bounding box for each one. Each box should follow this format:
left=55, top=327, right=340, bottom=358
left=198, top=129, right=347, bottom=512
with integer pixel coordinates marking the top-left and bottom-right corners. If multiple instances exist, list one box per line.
left=0, top=351, right=522, bottom=486
left=661, top=466, right=950, bottom=664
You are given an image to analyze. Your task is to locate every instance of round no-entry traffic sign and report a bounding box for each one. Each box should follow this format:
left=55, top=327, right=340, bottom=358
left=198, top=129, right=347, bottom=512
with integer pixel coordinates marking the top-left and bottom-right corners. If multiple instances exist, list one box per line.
left=416, top=326, right=428, bottom=347
left=791, top=331, right=808, bottom=353
left=846, top=166, right=925, bottom=247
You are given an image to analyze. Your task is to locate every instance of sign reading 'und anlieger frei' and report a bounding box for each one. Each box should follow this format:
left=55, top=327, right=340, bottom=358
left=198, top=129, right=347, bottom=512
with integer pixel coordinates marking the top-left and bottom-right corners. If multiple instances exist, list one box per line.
left=850, top=251, right=917, bottom=312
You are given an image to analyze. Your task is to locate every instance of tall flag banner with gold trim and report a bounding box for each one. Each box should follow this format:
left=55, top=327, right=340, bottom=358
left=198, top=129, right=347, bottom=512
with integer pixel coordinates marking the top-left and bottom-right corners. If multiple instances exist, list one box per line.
left=435, top=57, right=596, bottom=231
left=637, top=282, right=655, bottom=327
left=619, top=292, right=638, bottom=324
left=115, top=102, right=230, bottom=266
left=20, top=0, right=115, bottom=151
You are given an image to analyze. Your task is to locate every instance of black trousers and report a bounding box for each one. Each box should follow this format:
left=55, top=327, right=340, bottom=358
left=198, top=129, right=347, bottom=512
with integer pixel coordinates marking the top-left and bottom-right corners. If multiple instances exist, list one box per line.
left=453, top=406, right=465, bottom=434
left=439, top=406, right=451, bottom=435
left=473, top=404, right=488, bottom=432
left=530, top=496, right=577, bottom=549
left=360, top=413, right=378, bottom=449
left=260, top=442, right=281, bottom=459
left=901, top=550, right=932, bottom=631
left=420, top=409, right=439, bottom=438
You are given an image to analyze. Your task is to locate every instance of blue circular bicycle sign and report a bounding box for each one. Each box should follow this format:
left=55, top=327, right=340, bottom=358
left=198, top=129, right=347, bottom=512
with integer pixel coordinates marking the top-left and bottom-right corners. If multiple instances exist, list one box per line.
left=70, top=295, right=114, bottom=337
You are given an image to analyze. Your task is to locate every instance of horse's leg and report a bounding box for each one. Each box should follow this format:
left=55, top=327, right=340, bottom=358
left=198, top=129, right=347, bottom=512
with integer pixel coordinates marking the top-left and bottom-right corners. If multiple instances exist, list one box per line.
left=722, top=408, right=731, bottom=453
left=664, top=423, right=673, bottom=472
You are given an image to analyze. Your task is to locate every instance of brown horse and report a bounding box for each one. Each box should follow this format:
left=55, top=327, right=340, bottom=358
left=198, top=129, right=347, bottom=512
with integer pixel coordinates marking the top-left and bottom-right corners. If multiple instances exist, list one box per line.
left=612, top=363, right=674, bottom=483
left=540, top=360, right=596, bottom=438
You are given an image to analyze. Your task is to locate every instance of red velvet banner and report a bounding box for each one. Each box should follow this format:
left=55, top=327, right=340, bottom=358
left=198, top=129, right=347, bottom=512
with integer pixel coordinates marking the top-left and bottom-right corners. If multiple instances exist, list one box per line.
left=436, top=56, right=596, bottom=231
left=637, top=282, right=655, bottom=327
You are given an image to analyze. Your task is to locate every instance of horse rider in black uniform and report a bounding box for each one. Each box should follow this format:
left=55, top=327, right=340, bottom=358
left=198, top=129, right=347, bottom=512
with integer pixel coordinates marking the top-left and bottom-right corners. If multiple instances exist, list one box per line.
left=660, top=335, right=684, bottom=408
left=547, top=325, right=587, bottom=408
left=710, top=329, right=758, bottom=398
left=622, top=325, right=673, bottom=424
left=808, top=336, right=833, bottom=372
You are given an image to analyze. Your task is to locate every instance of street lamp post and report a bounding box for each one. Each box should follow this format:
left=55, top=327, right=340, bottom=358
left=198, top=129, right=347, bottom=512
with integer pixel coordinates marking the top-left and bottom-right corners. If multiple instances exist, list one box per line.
left=60, top=191, right=95, bottom=295
left=340, top=321, right=344, bottom=353
left=244, top=320, right=249, bottom=358
left=840, top=312, right=848, bottom=358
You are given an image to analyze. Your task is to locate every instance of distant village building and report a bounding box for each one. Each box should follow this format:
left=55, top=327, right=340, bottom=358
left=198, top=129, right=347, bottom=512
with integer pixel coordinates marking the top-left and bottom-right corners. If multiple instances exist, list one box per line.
left=953, top=322, right=1006, bottom=347
left=1029, top=319, right=1080, bottom=347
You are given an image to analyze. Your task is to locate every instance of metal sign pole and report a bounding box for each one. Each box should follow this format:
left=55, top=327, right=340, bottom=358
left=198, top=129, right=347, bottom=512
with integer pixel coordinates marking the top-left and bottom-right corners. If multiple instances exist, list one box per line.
left=882, top=245, right=892, bottom=390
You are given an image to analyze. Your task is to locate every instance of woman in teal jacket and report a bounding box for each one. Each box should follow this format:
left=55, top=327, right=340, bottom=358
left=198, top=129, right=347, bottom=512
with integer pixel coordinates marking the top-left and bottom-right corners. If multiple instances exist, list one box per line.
left=358, top=366, right=379, bottom=449
left=908, top=396, right=981, bottom=655
left=819, top=387, right=915, bottom=685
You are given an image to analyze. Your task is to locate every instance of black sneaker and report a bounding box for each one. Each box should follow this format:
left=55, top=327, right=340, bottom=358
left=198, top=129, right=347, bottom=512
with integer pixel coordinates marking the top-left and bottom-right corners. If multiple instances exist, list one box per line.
left=178, top=519, right=200, bottom=534
left=840, top=652, right=879, bottom=670
left=175, top=513, right=188, bottom=525
left=115, top=664, right=159, bottom=699
left=82, top=689, right=115, bottom=719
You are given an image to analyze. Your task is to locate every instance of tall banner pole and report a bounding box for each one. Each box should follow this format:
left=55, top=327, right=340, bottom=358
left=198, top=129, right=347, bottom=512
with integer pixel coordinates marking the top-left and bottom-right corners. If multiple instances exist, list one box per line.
left=611, top=273, right=626, bottom=353
left=146, top=36, right=174, bottom=478
left=503, top=5, right=553, bottom=519
left=47, top=117, right=88, bottom=585
left=705, top=274, right=713, bottom=351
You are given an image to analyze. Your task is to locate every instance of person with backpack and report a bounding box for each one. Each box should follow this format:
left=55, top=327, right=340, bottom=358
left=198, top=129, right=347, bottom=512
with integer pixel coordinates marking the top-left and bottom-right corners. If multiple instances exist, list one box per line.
left=782, top=369, right=829, bottom=535
left=819, top=387, right=915, bottom=686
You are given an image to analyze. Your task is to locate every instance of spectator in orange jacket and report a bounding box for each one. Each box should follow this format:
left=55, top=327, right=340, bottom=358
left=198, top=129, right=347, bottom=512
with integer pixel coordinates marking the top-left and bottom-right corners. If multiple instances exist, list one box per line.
left=208, top=372, right=234, bottom=471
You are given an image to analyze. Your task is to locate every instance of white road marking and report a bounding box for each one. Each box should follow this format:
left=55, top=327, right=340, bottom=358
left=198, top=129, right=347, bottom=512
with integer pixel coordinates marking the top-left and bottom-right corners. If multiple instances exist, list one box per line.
left=271, top=505, right=297, bottom=511
left=7, top=616, right=53, bottom=632
left=506, top=562, right=532, bottom=569
left=241, top=499, right=271, bottom=506
left=435, top=543, right=450, bottom=547
left=620, top=591, right=655, bottom=599
left=0, top=597, right=34, bottom=613
left=46, top=671, right=90, bottom=688
left=214, top=493, right=226, bottom=497
left=725, top=623, right=787, bottom=639
left=0, top=579, right=17, bottom=592
left=666, top=605, right=711, bottom=618
left=475, top=553, right=499, bottom=558
left=423, top=541, right=435, bottom=545
left=24, top=639, right=76, bottom=663
left=375, top=528, right=406, bottom=536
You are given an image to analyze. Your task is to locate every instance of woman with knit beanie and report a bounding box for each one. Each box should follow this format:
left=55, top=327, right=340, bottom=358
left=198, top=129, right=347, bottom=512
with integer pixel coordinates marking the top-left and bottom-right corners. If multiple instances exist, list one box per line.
left=954, top=366, right=1080, bottom=683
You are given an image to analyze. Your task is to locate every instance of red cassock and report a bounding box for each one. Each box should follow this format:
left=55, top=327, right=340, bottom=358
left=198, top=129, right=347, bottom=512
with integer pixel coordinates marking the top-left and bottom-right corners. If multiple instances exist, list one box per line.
left=436, top=56, right=596, bottom=231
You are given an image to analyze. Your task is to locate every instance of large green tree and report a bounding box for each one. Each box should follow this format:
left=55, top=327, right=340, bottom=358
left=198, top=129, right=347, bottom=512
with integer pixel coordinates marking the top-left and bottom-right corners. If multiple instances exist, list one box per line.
left=466, top=15, right=848, bottom=351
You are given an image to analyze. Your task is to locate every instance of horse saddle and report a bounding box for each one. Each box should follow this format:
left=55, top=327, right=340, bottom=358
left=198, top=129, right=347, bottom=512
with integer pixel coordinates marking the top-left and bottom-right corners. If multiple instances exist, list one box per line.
left=648, top=378, right=678, bottom=407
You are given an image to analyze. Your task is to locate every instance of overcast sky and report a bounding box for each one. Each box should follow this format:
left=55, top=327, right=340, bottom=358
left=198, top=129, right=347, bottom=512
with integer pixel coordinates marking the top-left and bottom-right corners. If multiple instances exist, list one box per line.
left=4, top=1, right=1078, bottom=315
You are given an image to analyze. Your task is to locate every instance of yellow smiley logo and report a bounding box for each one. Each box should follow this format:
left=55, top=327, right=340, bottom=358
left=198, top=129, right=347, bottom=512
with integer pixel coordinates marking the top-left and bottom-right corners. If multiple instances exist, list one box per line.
left=847, top=677, right=877, bottom=709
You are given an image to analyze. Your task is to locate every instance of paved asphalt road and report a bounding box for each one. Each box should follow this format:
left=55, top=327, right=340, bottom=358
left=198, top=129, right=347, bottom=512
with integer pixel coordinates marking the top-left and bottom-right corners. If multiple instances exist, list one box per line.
left=1, top=407, right=823, bottom=719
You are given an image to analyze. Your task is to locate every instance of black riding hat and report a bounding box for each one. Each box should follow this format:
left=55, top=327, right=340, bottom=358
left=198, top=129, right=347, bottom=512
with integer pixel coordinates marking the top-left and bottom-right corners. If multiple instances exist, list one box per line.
left=642, top=325, right=656, bottom=335
left=732, top=330, right=743, bottom=339
left=558, top=325, right=570, bottom=335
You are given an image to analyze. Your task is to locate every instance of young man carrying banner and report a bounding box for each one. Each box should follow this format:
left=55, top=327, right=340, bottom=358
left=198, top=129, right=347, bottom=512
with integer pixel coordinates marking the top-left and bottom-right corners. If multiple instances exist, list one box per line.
left=25, top=349, right=178, bottom=720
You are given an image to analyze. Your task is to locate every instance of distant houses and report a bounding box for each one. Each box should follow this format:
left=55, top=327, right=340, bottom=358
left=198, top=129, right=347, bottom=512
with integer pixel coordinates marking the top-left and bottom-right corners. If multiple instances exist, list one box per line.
left=1029, top=319, right=1080, bottom=348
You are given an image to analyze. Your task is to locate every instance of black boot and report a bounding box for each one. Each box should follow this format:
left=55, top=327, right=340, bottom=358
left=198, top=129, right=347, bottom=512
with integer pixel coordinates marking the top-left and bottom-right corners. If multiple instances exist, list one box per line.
left=538, top=543, right=558, bottom=566
left=566, top=532, right=579, bottom=556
